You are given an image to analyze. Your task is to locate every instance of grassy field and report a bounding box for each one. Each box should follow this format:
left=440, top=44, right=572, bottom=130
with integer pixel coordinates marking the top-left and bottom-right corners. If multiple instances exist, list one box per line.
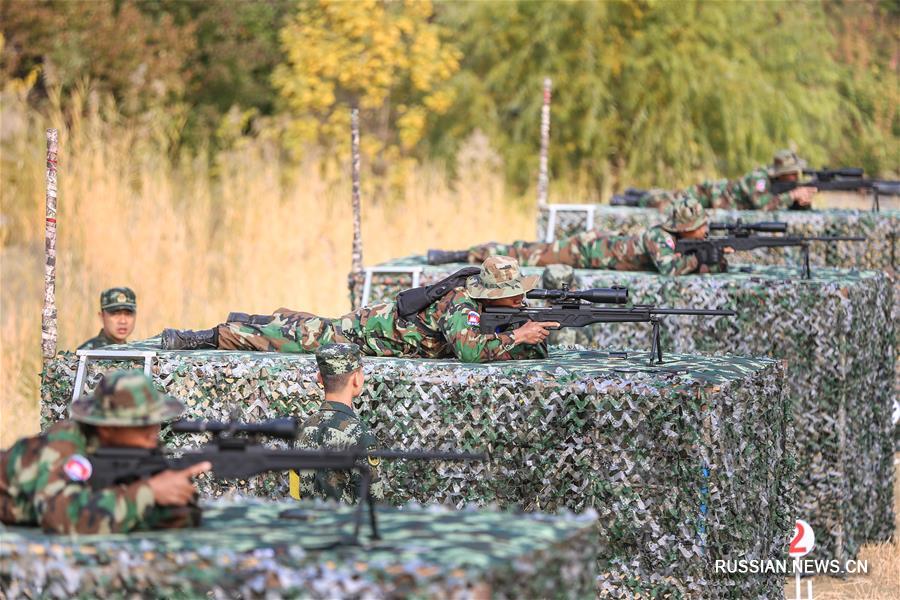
left=0, top=90, right=532, bottom=446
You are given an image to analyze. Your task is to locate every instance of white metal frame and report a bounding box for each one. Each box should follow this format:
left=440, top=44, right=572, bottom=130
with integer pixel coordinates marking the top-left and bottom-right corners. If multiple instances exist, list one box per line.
left=542, top=204, right=597, bottom=242
left=360, top=266, right=424, bottom=307
left=72, top=349, right=156, bottom=401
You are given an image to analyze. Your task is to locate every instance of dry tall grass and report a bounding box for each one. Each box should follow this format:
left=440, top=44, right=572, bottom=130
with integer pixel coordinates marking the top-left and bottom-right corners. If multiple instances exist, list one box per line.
left=0, top=87, right=532, bottom=446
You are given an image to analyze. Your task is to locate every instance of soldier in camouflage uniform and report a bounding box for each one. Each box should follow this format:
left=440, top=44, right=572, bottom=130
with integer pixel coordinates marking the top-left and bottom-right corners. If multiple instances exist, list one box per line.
left=636, top=150, right=816, bottom=211
left=0, top=371, right=210, bottom=534
left=295, top=343, right=384, bottom=503
left=161, top=257, right=559, bottom=362
left=429, top=197, right=727, bottom=276
left=540, top=265, right=593, bottom=347
left=78, top=287, right=138, bottom=350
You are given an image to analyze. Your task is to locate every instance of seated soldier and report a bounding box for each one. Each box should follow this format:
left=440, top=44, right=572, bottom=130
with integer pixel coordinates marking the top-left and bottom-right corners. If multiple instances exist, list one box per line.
left=78, top=287, right=138, bottom=350
left=161, top=256, right=559, bottom=364
left=428, top=197, right=730, bottom=276
left=636, top=149, right=816, bottom=211
left=296, top=343, right=384, bottom=503
left=0, top=371, right=210, bottom=534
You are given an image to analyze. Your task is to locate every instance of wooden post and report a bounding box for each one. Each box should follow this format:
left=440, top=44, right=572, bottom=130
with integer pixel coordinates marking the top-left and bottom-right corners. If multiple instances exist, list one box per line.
left=349, top=108, right=364, bottom=307
left=537, top=77, right=552, bottom=209
left=42, top=129, right=59, bottom=363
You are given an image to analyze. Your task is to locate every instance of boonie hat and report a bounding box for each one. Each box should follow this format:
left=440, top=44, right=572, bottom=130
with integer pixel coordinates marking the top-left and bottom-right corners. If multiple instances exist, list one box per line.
left=466, top=256, right=540, bottom=300
left=70, top=370, right=184, bottom=426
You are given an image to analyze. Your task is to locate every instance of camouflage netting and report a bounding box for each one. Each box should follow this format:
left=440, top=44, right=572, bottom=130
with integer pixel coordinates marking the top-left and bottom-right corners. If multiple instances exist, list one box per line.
left=42, top=347, right=792, bottom=598
left=0, top=500, right=598, bottom=598
left=536, top=205, right=897, bottom=273
left=347, top=259, right=895, bottom=566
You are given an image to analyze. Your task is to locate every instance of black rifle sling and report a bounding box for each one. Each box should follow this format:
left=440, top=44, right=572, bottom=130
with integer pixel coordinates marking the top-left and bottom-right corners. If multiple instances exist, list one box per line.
left=395, top=266, right=481, bottom=338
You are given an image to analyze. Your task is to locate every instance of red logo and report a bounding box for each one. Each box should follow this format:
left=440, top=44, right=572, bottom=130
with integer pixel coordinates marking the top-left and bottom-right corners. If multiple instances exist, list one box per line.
left=467, top=311, right=481, bottom=326
left=63, top=454, right=93, bottom=482
left=755, top=179, right=767, bottom=192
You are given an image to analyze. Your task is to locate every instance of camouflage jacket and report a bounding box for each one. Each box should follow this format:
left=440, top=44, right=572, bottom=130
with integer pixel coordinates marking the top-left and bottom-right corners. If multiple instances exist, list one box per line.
left=296, top=401, right=384, bottom=503
left=637, top=168, right=795, bottom=212
left=685, top=168, right=795, bottom=211
left=472, top=226, right=718, bottom=276
left=0, top=421, right=159, bottom=534
left=77, top=329, right=118, bottom=351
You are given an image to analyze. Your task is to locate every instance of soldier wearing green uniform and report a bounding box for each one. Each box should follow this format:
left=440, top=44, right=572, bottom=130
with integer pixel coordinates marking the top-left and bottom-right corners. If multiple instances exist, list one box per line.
left=161, top=256, right=559, bottom=363
left=296, top=343, right=384, bottom=503
left=78, top=287, right=138, bottom=350
left=429, top=197, right=727, bottom=276
left=0, top=371, right=210, bottom=534
left=637, top=150, right=816, bottom=211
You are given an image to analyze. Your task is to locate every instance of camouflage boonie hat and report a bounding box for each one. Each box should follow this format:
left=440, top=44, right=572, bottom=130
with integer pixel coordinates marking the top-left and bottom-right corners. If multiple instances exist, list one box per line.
left=661, top=195, right=708, bottom=233
left=100, top=287, right=136, bottom=312
left=70, top=370, right=184, bottom=426
left=466, top=256, right=540, bottom=299
left=316, top=343, right=363, bottom=376
left=542, top=264, right=577, bottom=290
left=768, top=149, right=807, bottom=178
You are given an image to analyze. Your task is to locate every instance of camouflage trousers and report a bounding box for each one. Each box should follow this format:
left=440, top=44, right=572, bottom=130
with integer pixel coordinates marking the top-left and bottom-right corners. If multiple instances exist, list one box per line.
left=217, top=308, right=355, bottom=353
left=468, top=231, right=649, bottom=271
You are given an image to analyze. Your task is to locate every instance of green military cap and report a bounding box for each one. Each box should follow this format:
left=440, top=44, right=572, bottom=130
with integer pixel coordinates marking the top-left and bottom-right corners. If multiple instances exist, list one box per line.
left=661, top=195, right=708, bottom=233
left=542, top=264, right=577, bottom=290
left=768, top=149, right=807, bottom=178
left=100, top=287, right=136, bottom=312
left=315, top=343, right=363, bottom=376
left=466, top=256, right=540, bottom=300
left=70, top=370, right=184, bottom=426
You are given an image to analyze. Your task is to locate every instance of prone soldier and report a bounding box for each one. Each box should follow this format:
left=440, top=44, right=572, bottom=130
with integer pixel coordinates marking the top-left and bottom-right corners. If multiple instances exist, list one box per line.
left=161, top=256, right=559, bottom=363
left=635, top=149, right=816, bottom=211
left=428, top=197, right=731, bottom=276
left=78, top=287, right=137, bottom=350
left=0, top=371, right=210, bottom=534
left=294, top=343, right=384, bottom=503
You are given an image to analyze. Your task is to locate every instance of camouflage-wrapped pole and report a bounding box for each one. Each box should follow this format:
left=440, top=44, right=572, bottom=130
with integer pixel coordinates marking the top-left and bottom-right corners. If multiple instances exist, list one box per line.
left=349, top=108, right=364, bottom=308
left=536, top=77, right=552, bottom=211
left=41, top=128, right=59, bottom=363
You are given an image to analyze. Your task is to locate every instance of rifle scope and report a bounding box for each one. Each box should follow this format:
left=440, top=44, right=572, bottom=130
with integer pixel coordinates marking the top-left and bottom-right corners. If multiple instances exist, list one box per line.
left=803, top=167, right=863, bottom=180
left=528, top=286, right=628, bottom=304
left=710, top=221, right=787, bottom=234
left=171, top=418, right=298, bottom=440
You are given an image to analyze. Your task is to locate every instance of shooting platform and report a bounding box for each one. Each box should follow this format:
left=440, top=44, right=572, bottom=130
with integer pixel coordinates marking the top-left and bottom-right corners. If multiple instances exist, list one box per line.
left=42, top=346, right=791, bottom=598
left=0, top=500, right=598, bottom=598
left=347, top=258, right=895, bottom=567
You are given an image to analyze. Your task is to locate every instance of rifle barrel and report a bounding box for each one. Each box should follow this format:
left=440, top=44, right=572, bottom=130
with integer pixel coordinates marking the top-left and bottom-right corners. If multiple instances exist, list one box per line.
left=805, top=236, right=866, bottom=242
left=369, top=449, right=486, bottom=461
left=649, top=308, right=736, bottom=316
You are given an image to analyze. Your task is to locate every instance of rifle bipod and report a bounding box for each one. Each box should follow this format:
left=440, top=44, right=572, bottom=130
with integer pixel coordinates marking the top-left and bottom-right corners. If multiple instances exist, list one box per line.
left=648, top=318, right=664, bottom=366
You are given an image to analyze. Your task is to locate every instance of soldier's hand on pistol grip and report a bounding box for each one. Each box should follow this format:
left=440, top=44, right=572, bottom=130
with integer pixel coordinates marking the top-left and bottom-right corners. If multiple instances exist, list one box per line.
left=147, top=461, right=211, bottom=506
left=789, top=186, right=815, bottom=207
left=512, top=321, right=560, bottom=345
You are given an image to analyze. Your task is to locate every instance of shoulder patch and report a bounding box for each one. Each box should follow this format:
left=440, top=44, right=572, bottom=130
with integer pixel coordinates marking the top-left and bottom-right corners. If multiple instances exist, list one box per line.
left=367, top=455, right=381, bottom=467
left=63, top=454, right=93, bottom=482
left=467, top=310, right=481, bottom=327
left=755, top=179, right=767, bottom=192
left=665, top=236, right=675, bottom=250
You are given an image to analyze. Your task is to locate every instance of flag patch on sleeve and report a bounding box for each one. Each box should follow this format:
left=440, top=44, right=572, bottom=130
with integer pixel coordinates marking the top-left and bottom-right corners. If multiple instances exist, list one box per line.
left=755, top=179, right=767, bottom=192
left=467, top=311, right=481, bottom=326
left=63, top=454, right=93, bottom=482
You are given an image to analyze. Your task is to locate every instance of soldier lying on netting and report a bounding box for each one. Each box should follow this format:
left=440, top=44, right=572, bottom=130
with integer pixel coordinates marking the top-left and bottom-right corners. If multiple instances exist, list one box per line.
left=627, top=149, right=816, bottom=211
left=0, top=371, right=209, bottom=534
left=428, top=197, right=732, bottom=276
left=162, top=256, right=560, bottom=363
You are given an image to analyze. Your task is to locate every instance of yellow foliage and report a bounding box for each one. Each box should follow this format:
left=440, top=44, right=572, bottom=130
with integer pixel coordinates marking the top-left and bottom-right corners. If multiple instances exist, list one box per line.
left=274, top=0, right=460, bottom=167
